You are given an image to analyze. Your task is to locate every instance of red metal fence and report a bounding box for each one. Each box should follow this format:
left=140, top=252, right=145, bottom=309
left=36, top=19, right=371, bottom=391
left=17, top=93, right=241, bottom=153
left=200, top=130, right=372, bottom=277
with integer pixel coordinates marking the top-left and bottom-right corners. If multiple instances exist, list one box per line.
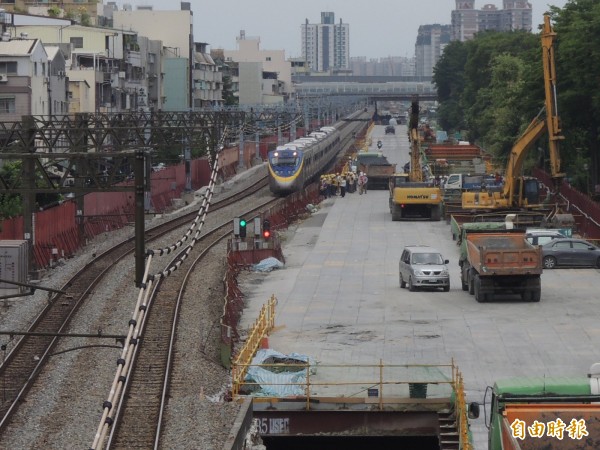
left=1, top=154, right=240, bottom=270
left=533, top=168, right=600, bottom=239
left=0, top=122, right=330, bottom=271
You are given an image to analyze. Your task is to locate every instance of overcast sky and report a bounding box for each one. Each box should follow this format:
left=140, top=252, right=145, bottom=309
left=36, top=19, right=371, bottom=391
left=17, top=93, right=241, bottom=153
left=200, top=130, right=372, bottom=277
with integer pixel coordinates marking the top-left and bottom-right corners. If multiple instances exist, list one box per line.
left=116, top=0, right=569, bottom=59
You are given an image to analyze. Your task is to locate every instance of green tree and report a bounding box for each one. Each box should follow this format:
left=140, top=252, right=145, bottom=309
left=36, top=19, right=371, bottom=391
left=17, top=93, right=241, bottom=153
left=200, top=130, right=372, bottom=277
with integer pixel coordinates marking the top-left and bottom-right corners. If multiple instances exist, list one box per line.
left=461, top=31, right=538, bottom=143
left=0, top=162, right=23, bottom=219
left=0, top=161, right=64, bottom=219
left=434, top=30, right=538, bottom=142
left=433, top=40, right=467, bottom=131
left=80, top=12, right=92, bottom=26
left=434, top=3, right=600, bottom=191
left=222, top=75, right=238, bottom=106
left=48, top=5, right=61, bottom=18
left=551, top=0, right=600, bottom=192
left=473, top=54, right=532, bottom=163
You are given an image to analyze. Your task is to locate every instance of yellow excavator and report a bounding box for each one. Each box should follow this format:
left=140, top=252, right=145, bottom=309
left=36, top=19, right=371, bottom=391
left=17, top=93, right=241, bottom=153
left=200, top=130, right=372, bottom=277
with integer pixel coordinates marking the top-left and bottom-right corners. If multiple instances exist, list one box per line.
left=462, top=14, right=565, bottom=211
left=388, top=96, right=443, bottom=221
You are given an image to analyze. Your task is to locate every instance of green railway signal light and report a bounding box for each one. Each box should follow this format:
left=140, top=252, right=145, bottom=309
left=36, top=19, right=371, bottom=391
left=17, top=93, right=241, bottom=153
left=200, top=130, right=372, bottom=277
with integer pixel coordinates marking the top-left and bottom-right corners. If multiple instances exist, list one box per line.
left=239, top=218, right=247, bottom=238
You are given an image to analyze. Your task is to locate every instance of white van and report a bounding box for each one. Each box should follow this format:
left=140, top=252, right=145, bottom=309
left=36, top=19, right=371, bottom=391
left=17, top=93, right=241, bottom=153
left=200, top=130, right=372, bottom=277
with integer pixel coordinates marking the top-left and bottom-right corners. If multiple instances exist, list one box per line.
left=525, top=229, right=566, bottom=246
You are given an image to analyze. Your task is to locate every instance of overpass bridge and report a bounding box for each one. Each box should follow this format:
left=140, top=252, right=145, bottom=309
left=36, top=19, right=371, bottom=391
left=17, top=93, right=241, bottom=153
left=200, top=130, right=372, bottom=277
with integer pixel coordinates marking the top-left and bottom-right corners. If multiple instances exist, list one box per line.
left=293, top=75, right=437, bottom=101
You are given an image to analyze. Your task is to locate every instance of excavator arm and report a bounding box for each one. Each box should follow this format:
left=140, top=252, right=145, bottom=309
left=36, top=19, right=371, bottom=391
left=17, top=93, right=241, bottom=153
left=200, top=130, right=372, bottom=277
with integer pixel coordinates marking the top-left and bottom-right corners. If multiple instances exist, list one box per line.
left=542, top=14, right=565, bottom=187
left=503, top=115, right=546, bottom=201
left=461, top=15, right=568, bottom=212
left=501, top=14, right=565, bottom=203
left=408, top=96, right=423, bottom=182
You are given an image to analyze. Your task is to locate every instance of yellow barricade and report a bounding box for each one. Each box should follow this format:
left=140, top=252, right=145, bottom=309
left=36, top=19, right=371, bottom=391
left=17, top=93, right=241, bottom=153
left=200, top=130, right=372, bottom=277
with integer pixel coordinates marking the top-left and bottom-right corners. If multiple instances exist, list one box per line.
left=231, top=295, right=276, bottom=397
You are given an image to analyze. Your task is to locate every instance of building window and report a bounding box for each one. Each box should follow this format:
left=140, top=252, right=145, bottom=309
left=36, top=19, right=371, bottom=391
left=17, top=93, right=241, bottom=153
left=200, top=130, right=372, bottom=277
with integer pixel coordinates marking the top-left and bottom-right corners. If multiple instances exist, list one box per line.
left=0, top=96, right=16, bottom=114
left=0, top=61, right=17, bottom=73
left=70, top=37, right=84, bottom=49
left=266, top=57, right=271, bottom=61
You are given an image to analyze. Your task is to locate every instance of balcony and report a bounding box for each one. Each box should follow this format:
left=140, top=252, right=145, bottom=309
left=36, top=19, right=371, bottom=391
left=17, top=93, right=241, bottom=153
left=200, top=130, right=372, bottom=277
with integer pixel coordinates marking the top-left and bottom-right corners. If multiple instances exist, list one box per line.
left=126, top=51, right=142, bottom=67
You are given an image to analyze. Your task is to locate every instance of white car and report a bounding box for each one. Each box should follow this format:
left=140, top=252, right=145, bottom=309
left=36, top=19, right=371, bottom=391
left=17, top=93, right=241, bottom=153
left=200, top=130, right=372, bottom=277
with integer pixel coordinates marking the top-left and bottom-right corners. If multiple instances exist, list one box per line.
left=525, top=229, right=566, bottom=246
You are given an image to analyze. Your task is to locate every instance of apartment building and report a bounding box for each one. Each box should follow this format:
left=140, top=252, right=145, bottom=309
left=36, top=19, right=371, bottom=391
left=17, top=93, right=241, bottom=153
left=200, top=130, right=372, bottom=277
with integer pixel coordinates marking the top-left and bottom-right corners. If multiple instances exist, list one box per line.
left=0, top=37, right=50, bottom=120
left=223, top=31, right=292, bottom=104
left=301, top=12, right=349, bottom=73
left=451, top=0, right=532, bottom=42
left=415, top=24, right=451, bottom=78
left=113, top=7, right=193, bottom=110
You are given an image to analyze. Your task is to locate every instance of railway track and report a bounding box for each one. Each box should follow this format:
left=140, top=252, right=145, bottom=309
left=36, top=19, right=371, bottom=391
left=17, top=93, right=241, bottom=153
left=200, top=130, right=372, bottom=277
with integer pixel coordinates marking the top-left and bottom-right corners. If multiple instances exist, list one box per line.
left=104, top=197, right=280, bottom=449
left=0, top=176, right=268, bottom=435
left=100, top=116, right=370, bottom=449
left=0, top=111, right=369, bottom=448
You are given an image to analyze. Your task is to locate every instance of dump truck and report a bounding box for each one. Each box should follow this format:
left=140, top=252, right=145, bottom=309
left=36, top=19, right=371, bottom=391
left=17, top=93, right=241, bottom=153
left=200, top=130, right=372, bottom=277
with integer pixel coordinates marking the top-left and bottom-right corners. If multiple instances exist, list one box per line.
left=356, top=151, right=396, bottom=190
left=479, top=363, right=600, bottom=450
left=460, top=229, right=542, bottom=302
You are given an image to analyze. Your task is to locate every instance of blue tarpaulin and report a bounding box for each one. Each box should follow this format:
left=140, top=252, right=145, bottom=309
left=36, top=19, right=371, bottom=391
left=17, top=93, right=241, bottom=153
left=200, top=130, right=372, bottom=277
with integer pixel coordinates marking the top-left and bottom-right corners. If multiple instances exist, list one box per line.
left=253, top=257, right=285, bottom=272
left=245, top=349, right=311, bottom=396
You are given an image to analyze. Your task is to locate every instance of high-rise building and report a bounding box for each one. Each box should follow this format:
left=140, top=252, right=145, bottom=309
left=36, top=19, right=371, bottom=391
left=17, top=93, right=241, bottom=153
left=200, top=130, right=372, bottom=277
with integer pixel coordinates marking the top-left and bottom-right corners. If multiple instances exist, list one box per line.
left=349, top=56, right=415, bottom=77
left=301, top=12, right=349, bottom=73
left=451, top=1, right=532, bottom=42
left=415, top=24, right=451, bottom=77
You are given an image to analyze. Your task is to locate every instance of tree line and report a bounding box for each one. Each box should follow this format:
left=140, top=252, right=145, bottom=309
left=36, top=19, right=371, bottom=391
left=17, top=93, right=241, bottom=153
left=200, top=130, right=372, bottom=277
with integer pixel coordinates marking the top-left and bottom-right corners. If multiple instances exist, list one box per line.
left=433, top=0, right=600, bottom=195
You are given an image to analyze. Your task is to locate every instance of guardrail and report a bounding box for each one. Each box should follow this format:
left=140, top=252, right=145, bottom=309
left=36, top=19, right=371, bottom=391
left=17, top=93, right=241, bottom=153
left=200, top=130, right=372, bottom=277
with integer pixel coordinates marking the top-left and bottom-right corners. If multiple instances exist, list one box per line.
left=454, top=365, right=474, bottom=450
left=233, top=360, right=456, bottom=406
left=231, top=295, right=277, bottom=397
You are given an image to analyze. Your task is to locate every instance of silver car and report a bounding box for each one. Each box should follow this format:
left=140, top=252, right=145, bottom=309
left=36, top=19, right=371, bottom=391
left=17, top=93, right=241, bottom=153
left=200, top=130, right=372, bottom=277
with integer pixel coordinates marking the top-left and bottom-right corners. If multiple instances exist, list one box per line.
left=399, top=245, right=450, bottom=292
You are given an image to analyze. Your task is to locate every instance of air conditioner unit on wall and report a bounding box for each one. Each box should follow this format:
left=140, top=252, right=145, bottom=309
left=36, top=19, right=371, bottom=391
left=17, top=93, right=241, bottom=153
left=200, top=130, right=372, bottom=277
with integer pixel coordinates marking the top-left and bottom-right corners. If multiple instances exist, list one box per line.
left=0, top=74, right=8, bottom=83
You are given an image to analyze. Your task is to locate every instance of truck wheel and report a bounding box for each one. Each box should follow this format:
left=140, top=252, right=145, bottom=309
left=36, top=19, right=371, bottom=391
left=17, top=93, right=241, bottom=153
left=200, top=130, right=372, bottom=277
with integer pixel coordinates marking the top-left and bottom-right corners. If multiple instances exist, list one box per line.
left=461, top=281, right=468, bottom=291
left=408, top=277, right=416, bottom=292
left=468, top=270, right=475, bottom=295
left=443, top=283, right=450, bottom=292
left=543, top=255, right=557, bottom=269
left=391, top=203, right=402, bottom=221
left=529, top=289, right=541, bottom=302
left=474, top=275, right=485, bottom=303
left=400, top=273, right=406, bottom=289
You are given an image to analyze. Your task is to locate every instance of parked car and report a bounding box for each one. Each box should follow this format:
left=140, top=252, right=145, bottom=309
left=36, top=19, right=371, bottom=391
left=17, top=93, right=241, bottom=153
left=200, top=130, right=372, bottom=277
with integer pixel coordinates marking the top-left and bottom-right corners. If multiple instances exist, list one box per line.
left=541, top=238, right=600, bottom=269
left=525, top=229, right=566, bottom=246
left=399, top=245, right=450, bottom=292
left=385, top=125, right=395, bottom=135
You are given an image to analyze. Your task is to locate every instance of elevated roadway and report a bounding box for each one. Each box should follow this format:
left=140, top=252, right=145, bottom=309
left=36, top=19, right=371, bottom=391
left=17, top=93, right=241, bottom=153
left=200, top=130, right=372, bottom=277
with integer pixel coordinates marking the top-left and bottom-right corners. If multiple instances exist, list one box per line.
left=294, top=76, right=437, bottom=101
left=240, top=124, right=600, bottom=449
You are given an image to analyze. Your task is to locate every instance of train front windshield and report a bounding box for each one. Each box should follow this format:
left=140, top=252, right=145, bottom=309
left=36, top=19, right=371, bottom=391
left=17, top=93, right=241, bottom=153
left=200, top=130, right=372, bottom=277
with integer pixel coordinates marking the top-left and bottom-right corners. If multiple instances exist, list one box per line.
left=270, top=149, right=302, bottom=170
left=270, top=154, right=298, bottom=167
